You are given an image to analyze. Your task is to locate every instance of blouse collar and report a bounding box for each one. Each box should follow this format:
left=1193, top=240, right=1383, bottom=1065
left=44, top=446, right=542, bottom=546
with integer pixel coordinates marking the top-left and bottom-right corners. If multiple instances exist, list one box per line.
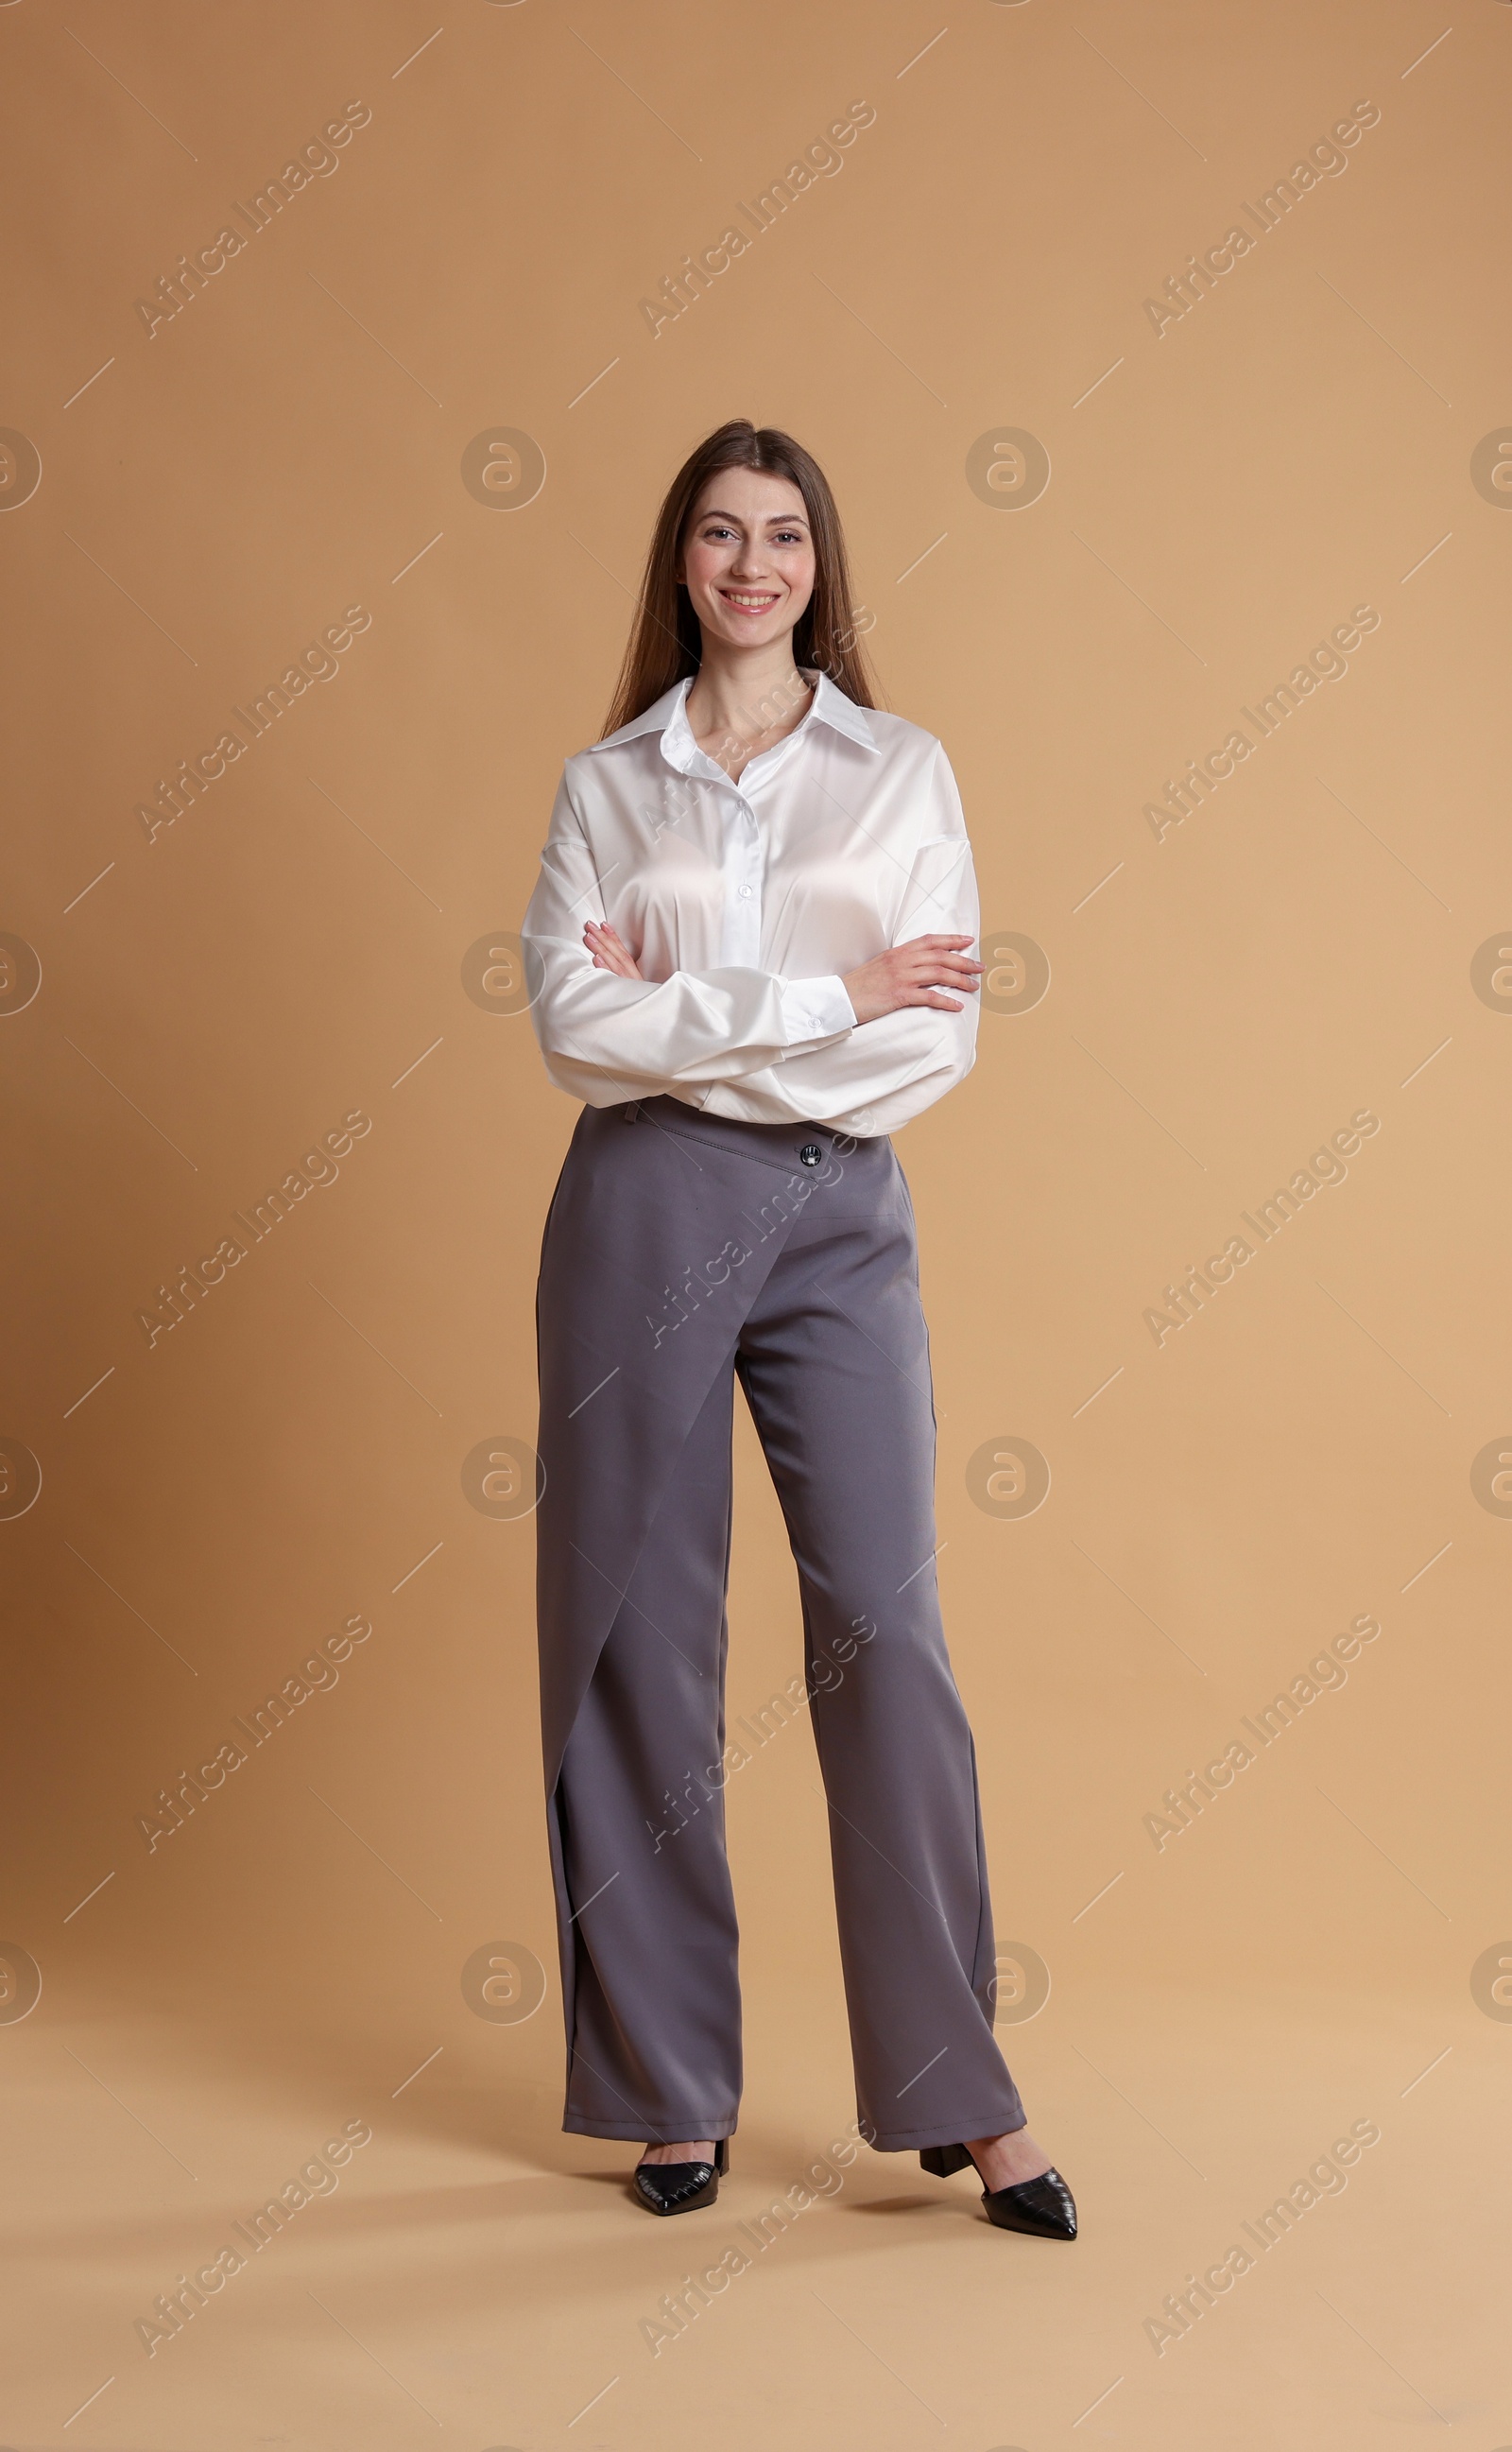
left=588, top=666, right=879, bottom=761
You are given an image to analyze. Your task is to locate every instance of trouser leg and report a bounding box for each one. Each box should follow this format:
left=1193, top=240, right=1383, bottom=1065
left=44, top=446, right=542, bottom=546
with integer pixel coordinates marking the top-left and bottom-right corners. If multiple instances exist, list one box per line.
left=735, top=1157, right=1027, bottom=2151
left=554, top=1362, right=743, bottom=2141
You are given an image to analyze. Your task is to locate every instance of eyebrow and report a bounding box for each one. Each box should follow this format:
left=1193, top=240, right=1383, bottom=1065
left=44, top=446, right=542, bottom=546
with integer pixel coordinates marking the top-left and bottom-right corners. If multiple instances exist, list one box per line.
left=696, top=506, right=809, bottom=528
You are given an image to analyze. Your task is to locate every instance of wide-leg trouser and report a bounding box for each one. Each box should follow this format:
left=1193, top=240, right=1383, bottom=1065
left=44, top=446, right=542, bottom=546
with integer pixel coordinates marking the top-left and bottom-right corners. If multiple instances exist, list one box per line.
left=534, top=1095, right=1025, bottom=2152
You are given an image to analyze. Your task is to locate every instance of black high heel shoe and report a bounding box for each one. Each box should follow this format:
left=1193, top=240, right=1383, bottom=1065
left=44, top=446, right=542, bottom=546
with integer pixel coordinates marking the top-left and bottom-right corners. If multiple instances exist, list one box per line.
left=919, top=2140, right=1077, bottom=2239
left=633, top=2137, right=730, bottom=2217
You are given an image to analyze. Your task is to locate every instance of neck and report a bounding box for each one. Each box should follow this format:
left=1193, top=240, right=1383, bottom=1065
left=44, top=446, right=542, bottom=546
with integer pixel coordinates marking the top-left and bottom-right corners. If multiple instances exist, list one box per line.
left=685, top=633, right=812, bottom=747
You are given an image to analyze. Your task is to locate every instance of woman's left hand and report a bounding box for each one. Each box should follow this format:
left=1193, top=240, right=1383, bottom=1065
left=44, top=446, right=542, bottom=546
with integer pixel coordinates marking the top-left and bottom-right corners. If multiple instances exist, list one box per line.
left=584, top=921, right=644, bottom=980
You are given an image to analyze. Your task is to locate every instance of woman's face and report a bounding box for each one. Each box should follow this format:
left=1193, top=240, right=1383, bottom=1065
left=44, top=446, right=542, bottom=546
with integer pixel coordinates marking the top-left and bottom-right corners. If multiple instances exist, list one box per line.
left=677, top=467, right=816, bottom=654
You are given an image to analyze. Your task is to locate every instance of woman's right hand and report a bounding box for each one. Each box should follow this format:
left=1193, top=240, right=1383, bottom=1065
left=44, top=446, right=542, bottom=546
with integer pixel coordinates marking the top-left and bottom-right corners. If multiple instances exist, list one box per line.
left=842, top=935, right=983, bottom=1025
left=583, top=921, right=644, bottom=979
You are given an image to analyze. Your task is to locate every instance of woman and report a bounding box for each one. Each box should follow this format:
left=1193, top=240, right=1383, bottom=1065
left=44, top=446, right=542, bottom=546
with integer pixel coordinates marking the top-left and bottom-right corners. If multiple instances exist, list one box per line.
left=520, top=420, right=1074, bottom=2241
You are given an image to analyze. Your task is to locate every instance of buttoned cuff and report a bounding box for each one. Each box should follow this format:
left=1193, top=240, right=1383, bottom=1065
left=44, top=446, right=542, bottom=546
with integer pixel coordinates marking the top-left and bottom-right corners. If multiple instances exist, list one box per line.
left=778, top=975, right=856, bottom=1047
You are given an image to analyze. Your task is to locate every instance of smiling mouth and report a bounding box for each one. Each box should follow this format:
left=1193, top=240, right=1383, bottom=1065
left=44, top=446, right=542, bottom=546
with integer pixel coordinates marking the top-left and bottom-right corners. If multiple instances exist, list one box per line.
left=718, top=588, right=781, bottom=614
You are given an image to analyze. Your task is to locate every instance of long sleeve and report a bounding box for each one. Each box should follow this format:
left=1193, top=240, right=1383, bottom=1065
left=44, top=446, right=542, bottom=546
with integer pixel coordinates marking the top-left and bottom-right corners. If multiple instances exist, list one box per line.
left=521, top=769, right=856, bottom=1110
left=698, top=739, right=981, bottom=1137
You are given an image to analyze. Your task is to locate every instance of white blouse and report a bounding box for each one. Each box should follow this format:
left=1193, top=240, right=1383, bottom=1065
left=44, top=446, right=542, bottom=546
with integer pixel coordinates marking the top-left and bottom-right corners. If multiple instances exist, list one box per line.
left=520, top=669, right=980, bottom=1136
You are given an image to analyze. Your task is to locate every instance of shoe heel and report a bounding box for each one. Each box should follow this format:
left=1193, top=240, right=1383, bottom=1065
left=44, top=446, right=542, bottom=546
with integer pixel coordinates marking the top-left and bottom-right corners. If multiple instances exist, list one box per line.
left=919, top=2142, right=973, bottom=2179
left=714, top=2138, right=730, bottom=2176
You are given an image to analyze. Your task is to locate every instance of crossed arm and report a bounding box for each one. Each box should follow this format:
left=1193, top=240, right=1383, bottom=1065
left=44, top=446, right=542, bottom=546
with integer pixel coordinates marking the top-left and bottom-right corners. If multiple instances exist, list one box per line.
left=582, top=921, right=983, bottom=1022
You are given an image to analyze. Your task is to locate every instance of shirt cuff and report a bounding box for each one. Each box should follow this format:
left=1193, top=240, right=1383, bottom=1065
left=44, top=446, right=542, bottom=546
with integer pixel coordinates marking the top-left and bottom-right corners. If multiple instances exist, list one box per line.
left=779, top=974, right=856, bottom=1047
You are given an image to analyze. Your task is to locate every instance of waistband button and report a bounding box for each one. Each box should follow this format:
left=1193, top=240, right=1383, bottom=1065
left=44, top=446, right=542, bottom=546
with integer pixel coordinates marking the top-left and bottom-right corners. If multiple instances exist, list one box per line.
left=799, top=1142, right=822, bottom=1167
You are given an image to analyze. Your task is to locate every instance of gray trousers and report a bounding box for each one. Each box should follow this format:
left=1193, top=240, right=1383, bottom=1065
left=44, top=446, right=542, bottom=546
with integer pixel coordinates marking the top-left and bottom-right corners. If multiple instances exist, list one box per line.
left=535, top=1096, right=1026, bottom=2152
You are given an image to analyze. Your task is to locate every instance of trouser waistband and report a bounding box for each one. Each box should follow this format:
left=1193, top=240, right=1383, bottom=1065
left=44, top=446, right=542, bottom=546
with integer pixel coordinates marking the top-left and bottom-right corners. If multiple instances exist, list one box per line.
left=610, top=1095, right=884, bottom=1179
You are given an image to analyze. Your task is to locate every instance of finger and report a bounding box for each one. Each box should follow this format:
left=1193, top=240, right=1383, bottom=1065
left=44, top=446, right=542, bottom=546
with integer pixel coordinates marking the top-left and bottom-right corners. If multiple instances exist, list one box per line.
left=903, top=965, right=979, bottom=990
left=906, top=991, right=964, bottom=1010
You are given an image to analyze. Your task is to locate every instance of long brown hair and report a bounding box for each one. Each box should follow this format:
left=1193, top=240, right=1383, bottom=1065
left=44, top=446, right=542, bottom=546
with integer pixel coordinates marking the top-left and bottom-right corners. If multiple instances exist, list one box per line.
left=601, top=420, right=879, bottom=737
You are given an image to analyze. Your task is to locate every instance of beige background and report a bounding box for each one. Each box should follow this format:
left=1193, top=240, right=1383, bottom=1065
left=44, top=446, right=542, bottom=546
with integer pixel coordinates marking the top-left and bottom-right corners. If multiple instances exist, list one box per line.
left=3, top=0, right=1509, bottom=2444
